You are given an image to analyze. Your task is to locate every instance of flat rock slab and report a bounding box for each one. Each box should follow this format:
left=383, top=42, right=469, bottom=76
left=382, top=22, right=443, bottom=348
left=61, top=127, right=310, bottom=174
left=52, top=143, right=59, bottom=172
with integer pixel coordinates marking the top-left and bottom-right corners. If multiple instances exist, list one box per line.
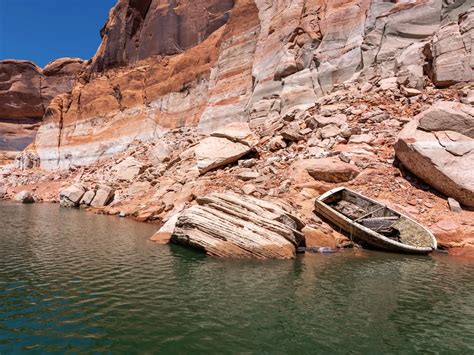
left=196, top=137, right=252, bottom=174
left=171, top=193, right=305, bottom=259
left=113, top=157, right=145, bottom=181
left=210, top=122, right=257, bottom=146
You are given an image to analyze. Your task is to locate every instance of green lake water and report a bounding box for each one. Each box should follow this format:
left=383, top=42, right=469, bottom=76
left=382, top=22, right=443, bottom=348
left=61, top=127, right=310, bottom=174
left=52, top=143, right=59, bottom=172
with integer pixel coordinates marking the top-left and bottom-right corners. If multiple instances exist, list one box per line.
left=1, top=201, right=473, bottom=353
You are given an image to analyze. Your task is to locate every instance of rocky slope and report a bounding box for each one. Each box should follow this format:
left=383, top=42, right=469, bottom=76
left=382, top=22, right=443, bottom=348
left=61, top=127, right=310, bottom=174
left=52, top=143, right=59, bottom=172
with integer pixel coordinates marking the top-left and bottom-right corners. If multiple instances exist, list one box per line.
left=1, top=0, right=473, bottom=258
left=27, top=0, right=473, bottom=171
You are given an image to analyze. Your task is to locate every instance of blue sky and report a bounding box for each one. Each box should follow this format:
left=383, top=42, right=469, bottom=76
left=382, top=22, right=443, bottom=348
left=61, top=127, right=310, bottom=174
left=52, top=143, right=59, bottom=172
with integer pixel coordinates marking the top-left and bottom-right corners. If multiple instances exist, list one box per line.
left=0, top=0, right=117, bottom=67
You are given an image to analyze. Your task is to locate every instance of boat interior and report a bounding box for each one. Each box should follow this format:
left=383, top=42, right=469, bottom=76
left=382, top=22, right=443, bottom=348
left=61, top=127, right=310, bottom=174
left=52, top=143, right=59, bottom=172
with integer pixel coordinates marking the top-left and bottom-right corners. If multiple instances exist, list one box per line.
left=322, top=189, right=434, bottom=248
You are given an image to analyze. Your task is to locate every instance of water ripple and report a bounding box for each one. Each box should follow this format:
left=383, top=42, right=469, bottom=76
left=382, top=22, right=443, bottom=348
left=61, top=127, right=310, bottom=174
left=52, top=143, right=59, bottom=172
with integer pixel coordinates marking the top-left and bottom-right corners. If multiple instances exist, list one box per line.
left=1, top=202, right=473, bottom=353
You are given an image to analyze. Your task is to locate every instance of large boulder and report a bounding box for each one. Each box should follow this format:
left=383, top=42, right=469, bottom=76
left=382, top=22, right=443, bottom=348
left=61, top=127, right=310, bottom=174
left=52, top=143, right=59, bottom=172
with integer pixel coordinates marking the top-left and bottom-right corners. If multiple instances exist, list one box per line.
left=305, top=158, right=361, bottom=183
left=80, top=190, right=96, bottom=206
left=0, top=59, right=84, bottom=153
left=171, top=193, right=305, bottom=259
left=210, top=122, right=258, bottom=146
left=59, top=184, right=86, bottom=207
left=14, top=191, right=35, bottom=204
left=395, top=101, right=474, bottom=207
left=90, top=185, right=115, bottom=207
left=196, top=137, right=252, bottom=174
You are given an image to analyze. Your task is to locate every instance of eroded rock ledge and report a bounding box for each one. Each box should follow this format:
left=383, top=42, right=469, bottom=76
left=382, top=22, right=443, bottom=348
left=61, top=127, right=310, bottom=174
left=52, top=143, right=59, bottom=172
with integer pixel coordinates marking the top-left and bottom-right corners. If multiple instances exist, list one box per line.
left=171, top=193, right=305, bottom=259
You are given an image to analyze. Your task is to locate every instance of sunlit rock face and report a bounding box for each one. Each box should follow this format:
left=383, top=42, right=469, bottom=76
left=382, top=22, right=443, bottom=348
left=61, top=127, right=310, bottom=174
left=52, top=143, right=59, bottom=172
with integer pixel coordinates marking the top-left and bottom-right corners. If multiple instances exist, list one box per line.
left=31, top=0, right=473, bottom=170
left=91, top=0, right=235, bottom=71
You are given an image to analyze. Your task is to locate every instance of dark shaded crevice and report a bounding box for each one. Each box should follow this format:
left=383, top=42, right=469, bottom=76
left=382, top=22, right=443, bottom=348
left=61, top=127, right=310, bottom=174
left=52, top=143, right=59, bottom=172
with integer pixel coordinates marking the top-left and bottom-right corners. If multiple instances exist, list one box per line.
left=112, top=84, right=124, bottom=111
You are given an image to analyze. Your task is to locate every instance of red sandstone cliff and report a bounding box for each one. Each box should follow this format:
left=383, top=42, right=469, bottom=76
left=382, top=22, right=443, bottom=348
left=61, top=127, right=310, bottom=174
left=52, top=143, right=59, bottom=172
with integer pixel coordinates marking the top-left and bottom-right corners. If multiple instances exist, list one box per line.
left=23, top=0, right=472, bottom=170
left=0, top=58, right=85, bottom=158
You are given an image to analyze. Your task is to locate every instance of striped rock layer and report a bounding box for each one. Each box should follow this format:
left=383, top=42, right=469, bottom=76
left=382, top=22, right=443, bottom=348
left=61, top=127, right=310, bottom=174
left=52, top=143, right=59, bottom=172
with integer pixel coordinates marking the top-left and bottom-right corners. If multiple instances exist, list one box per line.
left=171, top=193, right=305, bottom=259
left=8, top=0, right=471, bottom=170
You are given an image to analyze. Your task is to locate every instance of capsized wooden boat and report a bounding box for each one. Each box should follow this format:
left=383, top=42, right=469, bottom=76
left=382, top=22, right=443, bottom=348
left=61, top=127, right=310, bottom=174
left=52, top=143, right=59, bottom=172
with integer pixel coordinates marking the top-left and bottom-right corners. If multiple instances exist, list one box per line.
left=314, top=187, right=437, bottom=254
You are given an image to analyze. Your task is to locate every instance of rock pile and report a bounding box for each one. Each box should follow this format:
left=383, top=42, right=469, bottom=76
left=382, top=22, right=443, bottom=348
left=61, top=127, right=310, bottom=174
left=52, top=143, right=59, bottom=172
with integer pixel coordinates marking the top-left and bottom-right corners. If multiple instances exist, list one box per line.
left=60, top=184, right=115, bottom=208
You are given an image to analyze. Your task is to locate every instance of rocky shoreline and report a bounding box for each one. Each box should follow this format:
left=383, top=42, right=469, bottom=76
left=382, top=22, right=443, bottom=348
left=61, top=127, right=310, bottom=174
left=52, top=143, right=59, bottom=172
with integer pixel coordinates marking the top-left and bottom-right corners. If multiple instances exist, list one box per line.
left=1, top=80, right=473, bottom=258
left=1, top=1, right=473, bottom=259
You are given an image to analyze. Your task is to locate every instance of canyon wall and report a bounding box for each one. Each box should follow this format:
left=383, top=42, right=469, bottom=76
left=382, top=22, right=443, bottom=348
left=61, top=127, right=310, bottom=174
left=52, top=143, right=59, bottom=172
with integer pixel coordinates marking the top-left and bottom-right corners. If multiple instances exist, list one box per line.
left=7, top=0, right=473, bottom=170
left=0, top=58, right=85, bottom=159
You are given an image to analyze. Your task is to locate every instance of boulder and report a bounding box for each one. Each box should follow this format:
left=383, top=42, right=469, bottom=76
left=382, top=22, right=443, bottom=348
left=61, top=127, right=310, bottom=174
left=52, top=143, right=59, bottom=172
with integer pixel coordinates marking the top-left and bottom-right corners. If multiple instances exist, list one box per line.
left=113, top=157, right=146, bottom=181
left=80, top=190, right=96, bottom=206
left=0, top=185, right=6, bottom=199
left=349, top=134, right=376, bottom=144
left=171, top=193, right=305, bottom=259
left=395, top=101, right=474, bottom=207
left=320, top=124, right=342, bottom=139
left=315, top=114, right=347, bottom=128
left=196, top=137, right=252, bottom=174
left=305, top=158, right=360, bottom=183
left=150, top=142, right=173, bottom=164
left=59, top=184, right=86, bottom=207
left=150, top=212, right=183, bottom=245
left=210, top=122, right=257, bottom=146
left=417, top=102, right=474, bottom=138
left=14, top=191, right=35, bottom=204
left=90, top=185, right=114, bottom=207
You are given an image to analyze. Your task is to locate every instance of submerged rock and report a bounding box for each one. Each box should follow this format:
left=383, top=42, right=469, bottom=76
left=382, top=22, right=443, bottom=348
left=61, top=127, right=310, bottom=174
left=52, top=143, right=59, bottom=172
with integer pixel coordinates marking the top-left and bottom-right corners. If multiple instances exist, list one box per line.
left=171, top=193, right=305, bottom=259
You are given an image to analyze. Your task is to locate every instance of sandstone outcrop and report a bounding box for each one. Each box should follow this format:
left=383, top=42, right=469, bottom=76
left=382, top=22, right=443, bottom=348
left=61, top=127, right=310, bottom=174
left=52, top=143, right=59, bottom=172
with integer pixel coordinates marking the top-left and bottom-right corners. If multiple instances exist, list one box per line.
left=395, top=101, right=474, bottom=207
left=29, top=1, right=474, bottom=170
left=91, top=0, right=234, bottom=71
left=171, top=193, right=305, bottom=259
left=0, top=58, right=84, bottom=154
left=424, top=7, right=474, bottom=87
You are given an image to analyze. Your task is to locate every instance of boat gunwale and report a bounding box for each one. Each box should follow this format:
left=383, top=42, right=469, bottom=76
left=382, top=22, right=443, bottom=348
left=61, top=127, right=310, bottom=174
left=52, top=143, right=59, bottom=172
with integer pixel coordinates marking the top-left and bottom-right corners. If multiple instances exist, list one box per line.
left=316, top=187, right=437, bottom=252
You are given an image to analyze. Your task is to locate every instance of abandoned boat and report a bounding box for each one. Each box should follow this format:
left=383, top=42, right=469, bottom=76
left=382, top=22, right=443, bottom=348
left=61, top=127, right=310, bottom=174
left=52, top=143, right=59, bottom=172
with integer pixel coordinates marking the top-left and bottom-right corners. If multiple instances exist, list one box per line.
left=314, top=187, right=437, bottom=254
